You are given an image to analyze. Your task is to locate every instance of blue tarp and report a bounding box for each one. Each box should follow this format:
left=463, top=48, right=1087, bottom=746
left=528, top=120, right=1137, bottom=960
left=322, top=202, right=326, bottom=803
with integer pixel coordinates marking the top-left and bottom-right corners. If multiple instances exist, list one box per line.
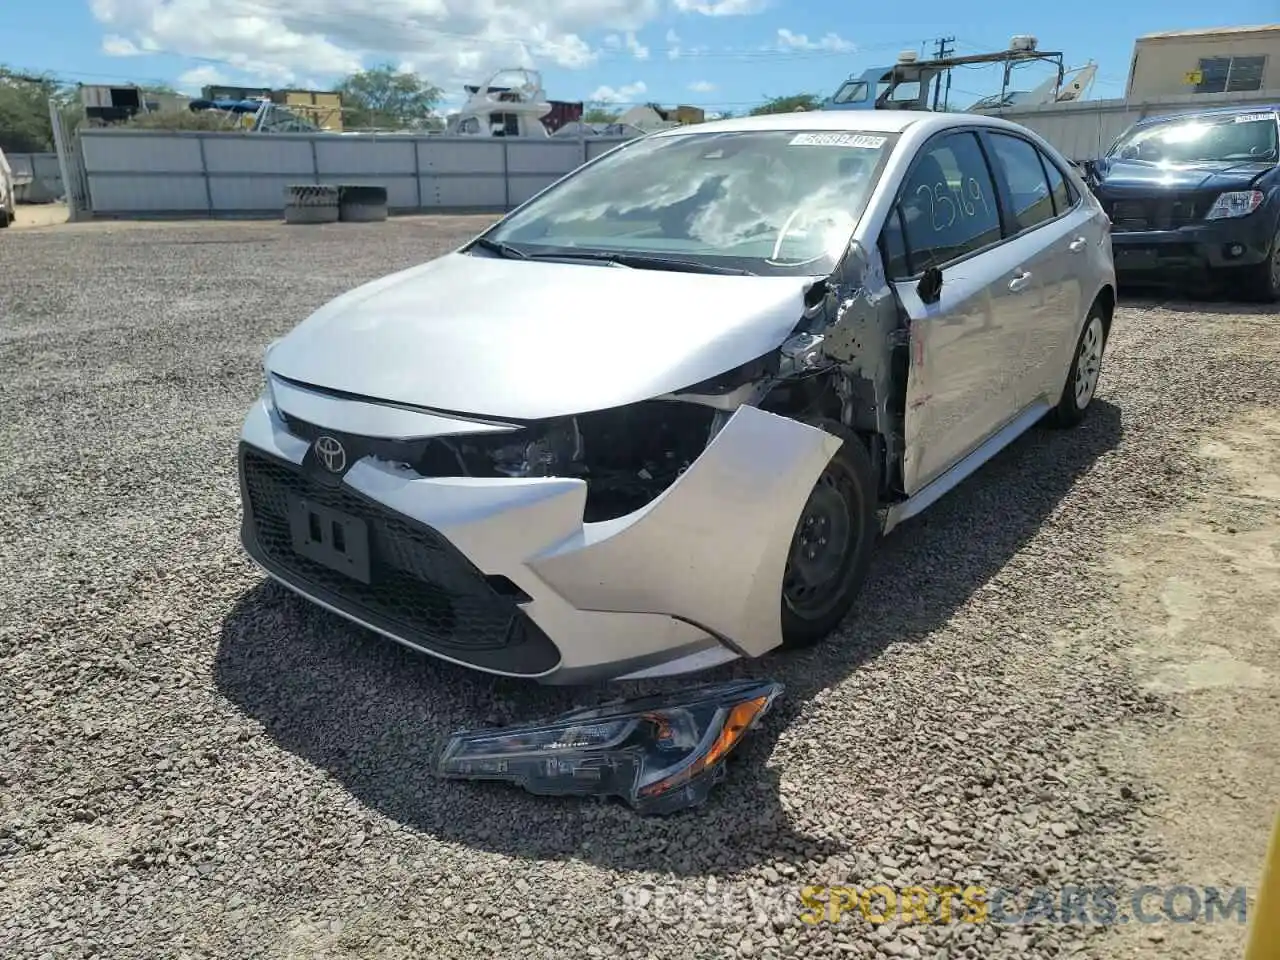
left=188, top=99, right=265, bottom=114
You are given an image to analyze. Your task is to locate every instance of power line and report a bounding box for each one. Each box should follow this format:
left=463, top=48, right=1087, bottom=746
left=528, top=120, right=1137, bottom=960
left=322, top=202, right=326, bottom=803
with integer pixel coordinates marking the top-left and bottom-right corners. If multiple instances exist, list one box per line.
left=931, top=35, right=955, bottom=110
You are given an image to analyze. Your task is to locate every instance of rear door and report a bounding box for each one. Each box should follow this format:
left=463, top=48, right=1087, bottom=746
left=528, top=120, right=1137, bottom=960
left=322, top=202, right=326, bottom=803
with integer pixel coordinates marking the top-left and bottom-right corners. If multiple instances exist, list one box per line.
left=880, top=128, right=1024, bottom=494
left=981, top=130, right=1094, bottom=408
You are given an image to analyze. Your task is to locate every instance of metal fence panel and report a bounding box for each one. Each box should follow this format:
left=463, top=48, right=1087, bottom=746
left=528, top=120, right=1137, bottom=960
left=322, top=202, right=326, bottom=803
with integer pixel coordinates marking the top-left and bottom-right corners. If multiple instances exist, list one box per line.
left=89, top=174, right=208, bottom=212
left=6, top=152, right=65, bottom=201
left=69, top=131, right=623, bottom=216
left=203, top=135, right=314, bottom=175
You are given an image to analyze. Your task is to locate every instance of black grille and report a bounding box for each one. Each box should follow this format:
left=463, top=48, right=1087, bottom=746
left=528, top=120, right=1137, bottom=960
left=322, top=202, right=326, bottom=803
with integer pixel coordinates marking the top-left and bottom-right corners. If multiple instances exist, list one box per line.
left=239, top=445, right=561, bottom=675
left=1105, top=196, right=1208, bottom=232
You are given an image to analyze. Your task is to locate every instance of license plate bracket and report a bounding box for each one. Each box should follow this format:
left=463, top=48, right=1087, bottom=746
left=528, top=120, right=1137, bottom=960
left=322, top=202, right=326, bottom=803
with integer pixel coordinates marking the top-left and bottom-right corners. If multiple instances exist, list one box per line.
left=1116, top=246, right=1158, bottom=269
left=286, top=494, right=372, bottom=584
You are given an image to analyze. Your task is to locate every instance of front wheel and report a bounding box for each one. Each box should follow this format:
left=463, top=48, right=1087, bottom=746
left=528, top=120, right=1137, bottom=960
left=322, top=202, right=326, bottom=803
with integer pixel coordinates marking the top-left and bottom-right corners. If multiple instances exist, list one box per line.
left=1046, top=303, right=1107, bottom=429
left=1239, top=224, right=1280, bottom=303
left=780, top=422, right=878, bottom=649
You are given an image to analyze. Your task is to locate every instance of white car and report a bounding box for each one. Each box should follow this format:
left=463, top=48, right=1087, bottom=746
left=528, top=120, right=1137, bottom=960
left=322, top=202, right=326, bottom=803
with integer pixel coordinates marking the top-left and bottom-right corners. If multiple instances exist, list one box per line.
left=0, top=147, right=15, bottom=228
left=238, top=110, right=1116, bottom=684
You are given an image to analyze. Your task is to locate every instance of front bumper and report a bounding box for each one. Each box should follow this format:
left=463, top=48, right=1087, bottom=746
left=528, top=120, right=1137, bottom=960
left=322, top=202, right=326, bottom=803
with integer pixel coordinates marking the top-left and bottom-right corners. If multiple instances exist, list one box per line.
left=237, top=393, right=841, bottom=684
left=1109, top=212, right=1274, bottom=275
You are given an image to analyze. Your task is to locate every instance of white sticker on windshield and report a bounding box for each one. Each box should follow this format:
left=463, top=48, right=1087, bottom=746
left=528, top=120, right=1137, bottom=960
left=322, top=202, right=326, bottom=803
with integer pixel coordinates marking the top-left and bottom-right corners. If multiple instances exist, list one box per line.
left=1233, top=112, right=1274, bottom=123
left=790, top=132, right=887, bottom=148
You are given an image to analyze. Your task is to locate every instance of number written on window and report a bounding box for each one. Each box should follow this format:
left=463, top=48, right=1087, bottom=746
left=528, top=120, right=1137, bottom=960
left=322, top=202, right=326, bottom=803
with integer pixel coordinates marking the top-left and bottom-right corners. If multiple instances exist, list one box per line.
left=915, top=177, right=993, bottom=232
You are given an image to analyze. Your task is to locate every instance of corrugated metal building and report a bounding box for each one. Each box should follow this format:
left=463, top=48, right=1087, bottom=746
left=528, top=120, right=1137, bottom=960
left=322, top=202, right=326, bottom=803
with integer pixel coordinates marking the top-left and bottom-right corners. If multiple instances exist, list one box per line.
left=1127, top=24, right=1280, bottom=99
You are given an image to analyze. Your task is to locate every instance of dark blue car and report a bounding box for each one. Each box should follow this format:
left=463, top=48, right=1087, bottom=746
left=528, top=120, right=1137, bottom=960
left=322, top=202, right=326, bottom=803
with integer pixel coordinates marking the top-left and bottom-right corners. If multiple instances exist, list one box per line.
left=1084, top=105, right=1279, bottom=301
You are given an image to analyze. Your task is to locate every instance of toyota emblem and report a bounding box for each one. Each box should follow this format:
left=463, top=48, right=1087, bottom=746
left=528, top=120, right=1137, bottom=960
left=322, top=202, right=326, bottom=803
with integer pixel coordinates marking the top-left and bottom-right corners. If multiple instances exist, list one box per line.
left=313, top=435, right=347, bottom=474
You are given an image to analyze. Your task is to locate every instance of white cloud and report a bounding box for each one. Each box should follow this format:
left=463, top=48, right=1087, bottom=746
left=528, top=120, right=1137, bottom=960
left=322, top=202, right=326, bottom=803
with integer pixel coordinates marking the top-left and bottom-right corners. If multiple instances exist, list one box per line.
left=672, top=0, right=768, bottom=14
left=624, top=31, right=649, bottom=60
left=688, top=79, right=715, bottom=92
left=589, top=80, right=647, bottom=103
left=88, top=0, right=665, bottom=91
left=176, top=65, right=233, bottom=94
left=775, top=28, right=855, bottom=52
left=101, top=33, right=143, bottom=56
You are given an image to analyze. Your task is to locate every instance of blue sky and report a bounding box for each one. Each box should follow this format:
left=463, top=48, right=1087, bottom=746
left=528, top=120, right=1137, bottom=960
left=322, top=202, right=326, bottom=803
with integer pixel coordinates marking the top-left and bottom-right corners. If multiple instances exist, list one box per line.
left=1, top=0, right=1275, bottom=113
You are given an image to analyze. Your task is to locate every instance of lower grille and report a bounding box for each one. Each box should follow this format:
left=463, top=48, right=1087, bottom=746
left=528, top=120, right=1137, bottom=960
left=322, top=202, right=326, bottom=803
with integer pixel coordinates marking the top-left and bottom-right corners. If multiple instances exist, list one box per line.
left=239, top=446, right=560, bottom=675
left=1106, top=196, right=1207, bottom=232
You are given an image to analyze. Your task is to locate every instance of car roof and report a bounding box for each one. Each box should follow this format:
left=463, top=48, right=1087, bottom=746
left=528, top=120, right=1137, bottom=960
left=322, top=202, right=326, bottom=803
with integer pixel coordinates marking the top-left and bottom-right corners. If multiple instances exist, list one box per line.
left=1136, top=105, right=1280, bottom=126
left=647, top=110, right=1001, bottom=139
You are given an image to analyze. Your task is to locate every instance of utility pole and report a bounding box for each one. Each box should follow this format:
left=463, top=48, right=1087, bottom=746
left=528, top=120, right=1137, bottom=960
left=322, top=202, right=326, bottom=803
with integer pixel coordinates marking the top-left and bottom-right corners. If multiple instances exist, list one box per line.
left=931, top=36, right=955, bottom=110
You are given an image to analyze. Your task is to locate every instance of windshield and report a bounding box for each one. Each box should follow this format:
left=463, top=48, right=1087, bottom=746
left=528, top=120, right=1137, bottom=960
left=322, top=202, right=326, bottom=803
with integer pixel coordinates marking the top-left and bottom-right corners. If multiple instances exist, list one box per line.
left=1109, top=113, right=1278, bottom=164
left=481, top=129, right=897, bottom=276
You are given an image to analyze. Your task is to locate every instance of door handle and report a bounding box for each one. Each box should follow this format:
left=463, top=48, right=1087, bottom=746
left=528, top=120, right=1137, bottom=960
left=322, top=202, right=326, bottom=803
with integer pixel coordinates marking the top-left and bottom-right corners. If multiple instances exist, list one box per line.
left=1068, top=236, right=1088, bottom=253
left=1009, top=270, right=1033, bottom=292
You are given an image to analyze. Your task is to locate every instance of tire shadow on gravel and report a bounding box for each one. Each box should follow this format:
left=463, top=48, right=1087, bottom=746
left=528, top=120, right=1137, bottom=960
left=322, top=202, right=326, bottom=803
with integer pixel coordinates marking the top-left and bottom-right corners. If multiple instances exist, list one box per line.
left=214, top=400, right=1122, bottom=876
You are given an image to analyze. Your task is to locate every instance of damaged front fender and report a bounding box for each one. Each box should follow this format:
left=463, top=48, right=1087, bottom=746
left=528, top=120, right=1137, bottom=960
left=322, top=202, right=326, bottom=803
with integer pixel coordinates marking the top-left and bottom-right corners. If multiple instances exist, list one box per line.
left=529, top=405, right=842, bottom=657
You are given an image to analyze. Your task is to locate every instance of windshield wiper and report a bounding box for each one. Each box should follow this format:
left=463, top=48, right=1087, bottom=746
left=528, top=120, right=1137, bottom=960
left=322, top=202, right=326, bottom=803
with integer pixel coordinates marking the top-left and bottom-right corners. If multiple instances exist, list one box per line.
left=467, top=237, right=529, bottom=260
left=524, top=250, right=756, bottom=276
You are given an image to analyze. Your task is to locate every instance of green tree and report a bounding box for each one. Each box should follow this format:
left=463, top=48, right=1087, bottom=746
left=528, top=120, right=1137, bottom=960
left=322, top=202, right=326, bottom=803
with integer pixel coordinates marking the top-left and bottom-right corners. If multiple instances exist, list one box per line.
left=0, top=67, right=76, bottom=153
left=125, top=109, right=236, bottom=131
left=749, top=93, right=824, bottom=116
left=336, top=64, right=442, bottom=130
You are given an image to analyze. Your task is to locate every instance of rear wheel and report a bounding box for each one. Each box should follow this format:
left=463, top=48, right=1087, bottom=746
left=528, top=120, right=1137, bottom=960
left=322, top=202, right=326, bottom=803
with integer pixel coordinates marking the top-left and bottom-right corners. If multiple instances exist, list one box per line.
left=780, top=422, right=878, bottom=649
left=1047, top=303, right=1107, bottom=429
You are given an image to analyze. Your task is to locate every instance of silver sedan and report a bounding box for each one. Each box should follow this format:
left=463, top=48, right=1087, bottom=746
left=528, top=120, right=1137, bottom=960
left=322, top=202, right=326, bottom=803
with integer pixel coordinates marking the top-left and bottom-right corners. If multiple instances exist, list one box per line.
left=237, top=110, right=1116, bottom=684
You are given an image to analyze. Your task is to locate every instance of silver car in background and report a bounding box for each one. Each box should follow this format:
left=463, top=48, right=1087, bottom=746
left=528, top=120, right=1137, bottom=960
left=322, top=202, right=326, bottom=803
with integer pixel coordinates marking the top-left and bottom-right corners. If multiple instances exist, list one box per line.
left=238, top=110, right=1115, bottom=684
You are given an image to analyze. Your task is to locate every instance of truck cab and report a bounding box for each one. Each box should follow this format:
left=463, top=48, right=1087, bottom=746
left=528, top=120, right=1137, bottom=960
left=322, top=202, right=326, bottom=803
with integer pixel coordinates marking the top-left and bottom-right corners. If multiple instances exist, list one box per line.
left=821, top=60, right=944, bottom=112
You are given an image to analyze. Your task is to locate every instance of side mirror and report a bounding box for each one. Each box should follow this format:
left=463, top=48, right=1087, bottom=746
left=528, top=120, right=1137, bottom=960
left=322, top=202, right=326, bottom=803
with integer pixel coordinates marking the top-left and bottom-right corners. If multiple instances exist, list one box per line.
left=916, top=265, right=943, bottom=305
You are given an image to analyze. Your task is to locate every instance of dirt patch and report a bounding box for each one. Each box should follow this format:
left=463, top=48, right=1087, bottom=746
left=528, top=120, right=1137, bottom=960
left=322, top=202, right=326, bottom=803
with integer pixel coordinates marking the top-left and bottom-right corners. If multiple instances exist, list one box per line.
left=1102, top=408, right=1280, bottom=958
left=10, top=202, right=69, bottom=229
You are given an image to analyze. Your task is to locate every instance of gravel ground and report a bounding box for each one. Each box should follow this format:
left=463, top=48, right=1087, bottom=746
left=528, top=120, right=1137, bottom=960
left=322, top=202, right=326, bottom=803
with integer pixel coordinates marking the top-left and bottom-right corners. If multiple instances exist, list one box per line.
left=1, top=217, right=1277, bottom=960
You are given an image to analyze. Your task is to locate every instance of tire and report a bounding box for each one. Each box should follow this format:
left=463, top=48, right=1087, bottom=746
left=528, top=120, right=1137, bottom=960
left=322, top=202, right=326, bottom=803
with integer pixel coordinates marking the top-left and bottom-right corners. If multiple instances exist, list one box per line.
left=779, top=420, right=878, bottom=649
left=338, top=201, right=388, bottom=223
left=0, top=207, right=11, bottom=228
left=284, top=203, right=339, bottom=225
left=1046, top=301, right=1108, bottom=429
left=1239, top=223, right=1280, bottom=303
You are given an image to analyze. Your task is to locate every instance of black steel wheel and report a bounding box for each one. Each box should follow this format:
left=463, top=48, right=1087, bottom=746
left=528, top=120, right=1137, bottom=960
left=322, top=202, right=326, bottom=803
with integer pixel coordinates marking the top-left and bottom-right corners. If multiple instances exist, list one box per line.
left=780, top=421, right=877, bottom=649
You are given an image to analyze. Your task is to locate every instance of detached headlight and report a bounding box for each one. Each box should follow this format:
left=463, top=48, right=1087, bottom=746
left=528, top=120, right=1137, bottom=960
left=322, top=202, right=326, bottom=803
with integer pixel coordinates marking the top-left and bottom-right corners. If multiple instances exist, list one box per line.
left=436, top=679, right=783, bottom=815
left=1205, top=190, right=1263, bottom=220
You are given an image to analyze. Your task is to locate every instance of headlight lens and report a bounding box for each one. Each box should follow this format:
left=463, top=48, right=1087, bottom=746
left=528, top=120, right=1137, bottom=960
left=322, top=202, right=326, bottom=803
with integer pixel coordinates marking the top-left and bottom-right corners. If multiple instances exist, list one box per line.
left=262, top=340, right=280, bottom=412
left=436, top=679, right=783, bottom=815
left=1205, top=190, right=1263, bottom=220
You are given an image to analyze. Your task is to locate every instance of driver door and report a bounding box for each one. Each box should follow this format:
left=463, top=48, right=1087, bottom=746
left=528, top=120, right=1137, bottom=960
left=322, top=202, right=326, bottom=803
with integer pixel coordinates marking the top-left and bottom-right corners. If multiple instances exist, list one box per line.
left=880, top=129, right=1028, bottom=495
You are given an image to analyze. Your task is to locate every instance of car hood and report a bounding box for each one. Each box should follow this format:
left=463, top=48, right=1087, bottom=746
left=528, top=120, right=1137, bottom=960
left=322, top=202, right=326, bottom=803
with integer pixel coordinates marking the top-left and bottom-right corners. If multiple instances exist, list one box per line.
left=1091, top=157, right=1272, bottom=195
left=266, top=251, right=817, bottom=421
